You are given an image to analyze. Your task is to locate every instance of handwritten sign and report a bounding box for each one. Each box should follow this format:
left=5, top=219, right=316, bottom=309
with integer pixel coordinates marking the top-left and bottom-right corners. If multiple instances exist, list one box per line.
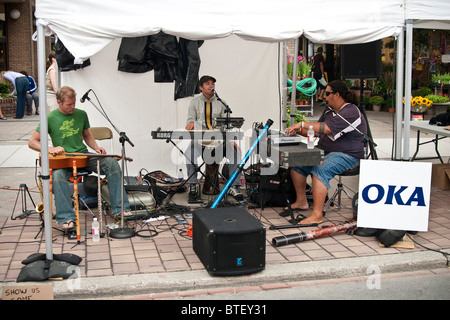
left=2, top=284, right=53, bottom=300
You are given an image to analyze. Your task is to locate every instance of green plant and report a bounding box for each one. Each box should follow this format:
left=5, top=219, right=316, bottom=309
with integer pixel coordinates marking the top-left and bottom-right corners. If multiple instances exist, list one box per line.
left=287, top=56, right=294, bottom=77
left=432, top=73, right=450, bottom=84
left=412, top=87, right=432, bottom=97
left=286, top=109, right=306, bottom=127
left=0, top=82, right=11, bottom=95
left=385, top=96, right=393, bottom=108
left=425, top=94, right=449, bottom=104
left=298, top=60, right=313, bottom=78
left=296, top=92, right=309, bottom=101
left=368, top=96, right=385, bottom=105
left=287, top=55, right=313, bottom=78
left=362, top=95, right=371, bottom=106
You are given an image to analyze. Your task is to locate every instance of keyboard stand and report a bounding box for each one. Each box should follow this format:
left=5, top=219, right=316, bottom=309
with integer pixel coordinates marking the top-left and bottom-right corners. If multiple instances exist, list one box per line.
left=164, top=137, right=223, bottom=203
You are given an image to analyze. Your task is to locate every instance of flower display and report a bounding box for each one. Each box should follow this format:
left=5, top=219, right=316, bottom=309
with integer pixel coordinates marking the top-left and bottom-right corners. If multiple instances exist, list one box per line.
left=403, top=96, right=433, bottom=113
left=287, top=55, right=313, bottom=78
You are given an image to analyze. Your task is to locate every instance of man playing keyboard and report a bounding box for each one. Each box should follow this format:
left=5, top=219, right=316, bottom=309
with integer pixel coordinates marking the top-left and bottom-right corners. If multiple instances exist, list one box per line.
left=185, top=75, right=243, bottom=203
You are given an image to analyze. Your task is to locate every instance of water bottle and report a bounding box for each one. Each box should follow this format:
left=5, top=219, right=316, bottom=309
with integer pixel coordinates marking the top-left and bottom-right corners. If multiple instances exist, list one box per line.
left=240, top=176, right=246, bottom=189
left=178, top=168, right=184, bottom=181
left=92, top=217, right=100, bottom=242
left=307, top=126, right=314, bottom=149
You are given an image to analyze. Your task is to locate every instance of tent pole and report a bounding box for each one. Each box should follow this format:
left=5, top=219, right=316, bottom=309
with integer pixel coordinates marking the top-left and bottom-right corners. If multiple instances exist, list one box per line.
left=290, top=38, right=299, bottom=126
left=281, top=41, right=288, bottom=132
left=36, top=21, right=53, bottom=260
left=402, top=19, right=413, bottom=161
left=394, top=28, right=404, bottom=160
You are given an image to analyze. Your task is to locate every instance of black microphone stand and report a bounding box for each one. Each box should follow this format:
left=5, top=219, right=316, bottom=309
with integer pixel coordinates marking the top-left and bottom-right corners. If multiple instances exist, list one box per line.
left=83, top=91, right=135, bottom=239
left=357, top=80, right=378, bottom=160
left=213, top=90, right=232, bottom=129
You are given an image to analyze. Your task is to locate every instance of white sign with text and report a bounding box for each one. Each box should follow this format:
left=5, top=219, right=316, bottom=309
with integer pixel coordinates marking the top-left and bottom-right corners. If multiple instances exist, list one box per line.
left=357, top=160, right=431, bottom=232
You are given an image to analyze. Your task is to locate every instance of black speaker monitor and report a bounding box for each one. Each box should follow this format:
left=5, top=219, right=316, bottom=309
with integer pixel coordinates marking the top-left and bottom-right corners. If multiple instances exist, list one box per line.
left=340, top=40, right=382, bottom=79
left=193, top=207, right=266, bottom=276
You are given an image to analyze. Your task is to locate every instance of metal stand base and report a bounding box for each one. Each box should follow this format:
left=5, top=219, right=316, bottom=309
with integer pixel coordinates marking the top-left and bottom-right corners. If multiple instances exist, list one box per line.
left=109, top=227, right=135, bottom=239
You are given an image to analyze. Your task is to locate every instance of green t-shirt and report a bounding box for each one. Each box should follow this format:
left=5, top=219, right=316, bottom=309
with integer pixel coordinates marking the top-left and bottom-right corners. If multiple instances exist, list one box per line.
left=37, top=109, right=90, bottom=153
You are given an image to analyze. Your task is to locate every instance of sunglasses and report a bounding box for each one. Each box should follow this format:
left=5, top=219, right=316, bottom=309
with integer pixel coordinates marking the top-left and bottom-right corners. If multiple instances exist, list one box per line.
left=325, top=91, right=335, bottom=97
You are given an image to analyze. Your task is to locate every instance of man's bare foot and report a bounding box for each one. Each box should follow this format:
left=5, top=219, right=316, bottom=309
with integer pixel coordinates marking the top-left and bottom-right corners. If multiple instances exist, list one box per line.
left=299, top=212, right=323, bottom=225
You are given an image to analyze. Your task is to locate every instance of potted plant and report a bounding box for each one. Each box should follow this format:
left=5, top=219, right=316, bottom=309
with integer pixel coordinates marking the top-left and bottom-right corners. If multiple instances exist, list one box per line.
left=385, top=97, right=394, bottom=113
left=287, top=55, right=294, bottom=78
left=432, top=73, right=450, bottom=85
left=287, top=55, right=313, bottom=79
left=404, top=96, right=433, bottom=121
left=425, top=94, right=450, bottom=114
left=296, top=92, right=309, bottom=105
left=286, top=108, right=306, bottom=127
left=368, top=96, right=385, bottom=112
left=297, top=56, right=313, bottom=79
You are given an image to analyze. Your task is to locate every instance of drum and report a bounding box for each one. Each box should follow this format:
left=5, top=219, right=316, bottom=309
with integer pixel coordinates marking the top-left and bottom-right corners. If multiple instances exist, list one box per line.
left=199, top=138, right=222, bottom=195
left=202, top=163, right=220, bottom=195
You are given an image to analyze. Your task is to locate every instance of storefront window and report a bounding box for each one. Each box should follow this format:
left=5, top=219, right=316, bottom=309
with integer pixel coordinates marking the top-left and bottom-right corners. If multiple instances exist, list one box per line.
left=413, top=29, right=450, bottom=89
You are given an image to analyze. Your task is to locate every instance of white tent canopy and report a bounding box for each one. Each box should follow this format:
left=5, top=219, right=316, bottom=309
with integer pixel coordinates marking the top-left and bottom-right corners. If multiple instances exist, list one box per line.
left=406, top=0, right=450, bottom=29
left=36, top=0, right=406, bottom=61
left=34, top=0, right=450, bottom=258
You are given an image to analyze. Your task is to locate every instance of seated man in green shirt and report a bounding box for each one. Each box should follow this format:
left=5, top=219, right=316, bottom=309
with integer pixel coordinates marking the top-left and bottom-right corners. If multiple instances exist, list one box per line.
left=28, top=86, right=131, bottom=229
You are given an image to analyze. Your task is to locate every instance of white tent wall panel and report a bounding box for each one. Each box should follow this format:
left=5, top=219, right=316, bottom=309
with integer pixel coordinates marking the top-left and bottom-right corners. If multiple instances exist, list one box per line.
left=61, top=36, right=280, bottom=176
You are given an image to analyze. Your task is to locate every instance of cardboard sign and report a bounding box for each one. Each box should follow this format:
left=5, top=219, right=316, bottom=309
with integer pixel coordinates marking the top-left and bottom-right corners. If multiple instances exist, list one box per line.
left=2, top=284, right=53, bottom=300
left=357, top=160, right=431, bottom=232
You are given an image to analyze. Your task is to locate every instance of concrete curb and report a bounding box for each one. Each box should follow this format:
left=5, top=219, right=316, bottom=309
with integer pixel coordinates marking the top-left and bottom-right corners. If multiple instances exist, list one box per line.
left=3, top=250, right=444, bottom=300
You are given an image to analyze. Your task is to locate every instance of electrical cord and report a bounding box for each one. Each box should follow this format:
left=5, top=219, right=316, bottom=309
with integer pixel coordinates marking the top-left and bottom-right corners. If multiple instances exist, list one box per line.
left=406, top=233, right=450, bottom=266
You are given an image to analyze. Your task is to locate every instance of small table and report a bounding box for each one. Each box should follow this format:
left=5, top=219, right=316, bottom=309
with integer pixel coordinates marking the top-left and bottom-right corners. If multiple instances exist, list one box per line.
left=409, top=121, right=450, bottom=163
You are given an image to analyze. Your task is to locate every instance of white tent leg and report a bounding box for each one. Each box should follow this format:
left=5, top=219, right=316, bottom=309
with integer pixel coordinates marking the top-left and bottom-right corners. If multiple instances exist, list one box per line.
left=403, top=19, right=414, bottom=161
left=290, top=38, right=299, bottom=126
left=394, top=29, right=404, bottom=160
left=281, top=41, right=288, bottom=132
left=37, top=22, right=53, bottom=260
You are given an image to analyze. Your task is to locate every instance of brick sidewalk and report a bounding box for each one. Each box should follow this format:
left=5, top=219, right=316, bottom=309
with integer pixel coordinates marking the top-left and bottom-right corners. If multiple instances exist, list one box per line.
left=1, top=187, right=449, bottom=283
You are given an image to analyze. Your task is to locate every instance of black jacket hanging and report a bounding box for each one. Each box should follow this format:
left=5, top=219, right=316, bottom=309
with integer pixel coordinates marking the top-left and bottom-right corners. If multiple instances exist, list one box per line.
left=117, top=32, right=203, bottom=100
left=55, top=39, right=91, bottom=72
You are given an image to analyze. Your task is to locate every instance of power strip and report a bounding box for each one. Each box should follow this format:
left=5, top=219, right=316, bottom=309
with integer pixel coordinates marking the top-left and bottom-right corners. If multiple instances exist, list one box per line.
left=143, top=216, right=168, bottom=223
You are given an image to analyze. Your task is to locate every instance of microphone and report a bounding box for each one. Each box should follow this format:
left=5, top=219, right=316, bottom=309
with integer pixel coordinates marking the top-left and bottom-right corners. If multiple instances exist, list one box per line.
left=80, top=89, right=92, bottom=103
left=211, top=88, right=216, bottom=93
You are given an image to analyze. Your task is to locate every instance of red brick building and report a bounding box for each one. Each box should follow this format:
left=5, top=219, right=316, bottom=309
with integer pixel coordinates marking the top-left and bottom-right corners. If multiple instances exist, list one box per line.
left=0, top=0, right=51, bottom=116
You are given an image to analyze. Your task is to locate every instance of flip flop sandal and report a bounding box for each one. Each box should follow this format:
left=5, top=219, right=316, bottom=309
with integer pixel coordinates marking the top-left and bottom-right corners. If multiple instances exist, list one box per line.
left=61, top=221, right=75, bottom=230
left=0, top=117, right=7, bottom=120
left=279, top=206, right=309, bottom=217
left=279, top=208, right=298, bottom=217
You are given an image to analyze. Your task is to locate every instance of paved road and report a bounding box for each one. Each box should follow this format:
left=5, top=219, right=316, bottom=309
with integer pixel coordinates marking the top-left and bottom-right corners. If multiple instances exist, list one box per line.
left=104, top=268, right=450, bottom=302
left=187, top=270, right=450, bottom=301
